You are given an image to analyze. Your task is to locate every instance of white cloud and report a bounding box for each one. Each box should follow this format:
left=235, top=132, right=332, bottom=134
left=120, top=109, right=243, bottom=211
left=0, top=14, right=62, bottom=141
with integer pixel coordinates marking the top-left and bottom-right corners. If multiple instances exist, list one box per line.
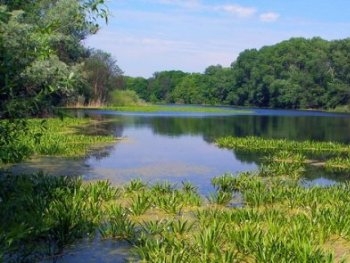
left=217, top=4, right=257, bottom=18
left=260, top=12, right=280, bottom=22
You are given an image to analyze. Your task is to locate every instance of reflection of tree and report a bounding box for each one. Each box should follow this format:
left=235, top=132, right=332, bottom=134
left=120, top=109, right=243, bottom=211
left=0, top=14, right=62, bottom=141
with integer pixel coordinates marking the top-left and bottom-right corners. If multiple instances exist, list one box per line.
left=70, top=109, right=350, bottom=151
left=148, top=115, right=350, bottom=144
left=88, top=145, right=114, bottom=161
left=64, top=110, right=350, bottom=169
left=303, top=165, right=350, bottom=184
left=232, top=150, right=266, bottom=165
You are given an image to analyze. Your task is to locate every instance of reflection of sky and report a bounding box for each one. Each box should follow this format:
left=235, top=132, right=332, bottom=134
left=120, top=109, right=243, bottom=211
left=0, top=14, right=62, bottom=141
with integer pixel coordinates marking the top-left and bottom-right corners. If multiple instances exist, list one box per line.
left=85, top=127, right=257, bottom=194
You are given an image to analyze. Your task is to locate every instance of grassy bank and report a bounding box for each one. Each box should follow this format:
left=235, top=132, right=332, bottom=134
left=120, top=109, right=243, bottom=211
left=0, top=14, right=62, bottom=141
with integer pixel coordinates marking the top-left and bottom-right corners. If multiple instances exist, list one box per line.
left=0, top=118, right=116, bottom=164
left=104, top=104, right=252, bottom=114
left=65, top=101, right=252, bottom=114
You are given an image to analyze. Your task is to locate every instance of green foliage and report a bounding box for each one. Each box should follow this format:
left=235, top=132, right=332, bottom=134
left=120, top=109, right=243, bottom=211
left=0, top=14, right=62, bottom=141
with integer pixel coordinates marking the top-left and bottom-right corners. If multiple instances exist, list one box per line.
left=0, top=1, right=111, bottom=118
left=108, top=89, right=143, bottom=106
left=4, top=168, right=350, bottom=261
left=0, top=173, right=112, bottom=260
left=124, top=37, right=350, bottom=110
left=216, top=136, right=350, bottom=157
left=80, top=49, right=124, bottom=105
left=0, top=117, right=115, bottom=164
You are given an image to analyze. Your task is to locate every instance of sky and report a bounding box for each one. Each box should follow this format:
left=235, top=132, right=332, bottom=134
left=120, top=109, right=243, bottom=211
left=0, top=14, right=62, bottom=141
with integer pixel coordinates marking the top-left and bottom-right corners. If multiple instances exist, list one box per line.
left=84, top=0, right=350, bottom=78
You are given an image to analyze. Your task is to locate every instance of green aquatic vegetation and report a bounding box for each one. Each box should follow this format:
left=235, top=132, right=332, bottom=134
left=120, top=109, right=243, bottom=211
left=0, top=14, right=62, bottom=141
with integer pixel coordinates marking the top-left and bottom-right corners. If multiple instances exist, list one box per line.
left=151, top=180, right=175, bottom=194
left=211, top=172, right=240, bottom=192
left=208, top=190, right=233, bottom=206
left=124, top=178, right=147, bottom=194
left=181, top=180, right=198, bottom=193
left=0, top=118, right=116, bottom=163
left=99, top=205, right=136, bottom=241
left=106, top=104, right=251, bottom=114
left=4, top=172, right=350, bottom=262
left=140, top=220, right=170, bottom=236
left=155, top=191, right=184, bottom=214
left=129, top=193, right=152, bottom=216
left=325, top=157, right=350, bottom=172
left=0, top=174, right=114, bottom=259
left=169, top=219, right=194, bottom=235
left=216, top=136, right=350, bottom=157
left=84, top=180, right=120, bottom=203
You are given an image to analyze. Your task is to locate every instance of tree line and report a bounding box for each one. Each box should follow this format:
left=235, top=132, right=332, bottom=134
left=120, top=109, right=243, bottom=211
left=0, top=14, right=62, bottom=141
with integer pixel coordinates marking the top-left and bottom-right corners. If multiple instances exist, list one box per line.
left=124, top=37, right=350, bottom=110
left=1, top=0, right=349, bottom=119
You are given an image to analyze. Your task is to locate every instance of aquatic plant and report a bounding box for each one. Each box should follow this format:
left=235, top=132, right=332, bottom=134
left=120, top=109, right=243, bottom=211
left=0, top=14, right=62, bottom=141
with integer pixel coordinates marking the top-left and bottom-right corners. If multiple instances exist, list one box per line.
left=128, top=193, right=152, bottom=216
left=4, top=170, right=350, bottom=261
left=155, top=191, right=184, bottom=214
left=211, top=173, right=240, bottom=192
left=208, top=191, right=233, bottom=206
left=124, top=178, right=147, bottom=194
left=325, top=157, right=350, bottom=172
left=99, top=205, right=136, bottom=241
left=0, top=118, right=116, bottom=164
left=216, top=136, right=350, bottom=157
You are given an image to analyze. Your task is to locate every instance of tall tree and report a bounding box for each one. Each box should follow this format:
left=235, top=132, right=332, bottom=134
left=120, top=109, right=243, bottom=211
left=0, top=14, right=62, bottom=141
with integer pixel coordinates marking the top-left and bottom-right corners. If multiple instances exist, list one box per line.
left=80, top=49, right=123, bottom=105
left=0, top=0, right=109, bottom=118
left=0, top=0, right=109, bottom=163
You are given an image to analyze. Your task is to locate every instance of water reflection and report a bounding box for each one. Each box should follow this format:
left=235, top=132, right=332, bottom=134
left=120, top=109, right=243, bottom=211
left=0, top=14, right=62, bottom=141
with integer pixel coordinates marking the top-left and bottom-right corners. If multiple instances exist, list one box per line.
left=83, top=127, right=256, bottom=194
left=5, top=108, right=350, bottom=193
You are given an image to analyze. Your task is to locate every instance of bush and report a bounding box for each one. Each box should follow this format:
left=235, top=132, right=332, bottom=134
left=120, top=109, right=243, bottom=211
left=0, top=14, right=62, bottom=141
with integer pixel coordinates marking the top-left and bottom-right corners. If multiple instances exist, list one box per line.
left=108, top=90, right=144, bottom=106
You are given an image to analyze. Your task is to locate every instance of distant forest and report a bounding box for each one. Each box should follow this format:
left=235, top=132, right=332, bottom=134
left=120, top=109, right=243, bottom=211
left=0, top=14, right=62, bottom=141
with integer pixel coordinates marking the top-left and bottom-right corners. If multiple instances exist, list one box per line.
left=124, top=37, right=350, bottom=110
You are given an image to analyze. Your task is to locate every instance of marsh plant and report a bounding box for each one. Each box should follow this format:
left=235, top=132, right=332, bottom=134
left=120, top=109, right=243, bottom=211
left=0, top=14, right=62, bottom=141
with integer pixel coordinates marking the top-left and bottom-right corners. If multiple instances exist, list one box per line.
left=0, top=118, right=116, bottom=165
left=216, top=136, right=350, bottom=158
left=0, top=173, right=114, bottom=260
left=3, top=135, right=350, bottom=262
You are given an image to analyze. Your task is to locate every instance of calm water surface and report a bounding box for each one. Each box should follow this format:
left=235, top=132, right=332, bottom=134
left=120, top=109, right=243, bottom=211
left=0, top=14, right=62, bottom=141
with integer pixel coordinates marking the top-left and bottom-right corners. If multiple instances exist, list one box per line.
left=7, top=107, right=350, bottom=262
left=81, top=108, right=350, bottom=188
left=9, top=108, right=350, bottom=192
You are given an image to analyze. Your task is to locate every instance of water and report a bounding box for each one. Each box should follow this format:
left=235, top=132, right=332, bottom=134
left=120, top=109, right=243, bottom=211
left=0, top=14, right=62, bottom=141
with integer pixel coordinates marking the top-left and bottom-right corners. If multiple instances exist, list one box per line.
left=7, top=108, right=350, bottom=192
left=6, top=107, right=350, bottom=262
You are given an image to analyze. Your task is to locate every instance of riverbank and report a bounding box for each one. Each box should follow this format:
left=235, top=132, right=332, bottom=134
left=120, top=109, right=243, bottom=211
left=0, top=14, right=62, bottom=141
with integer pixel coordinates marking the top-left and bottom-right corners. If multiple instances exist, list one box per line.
left=0, top=118, right=117, bottom=166
left=65, top=104, right=252, bottom=114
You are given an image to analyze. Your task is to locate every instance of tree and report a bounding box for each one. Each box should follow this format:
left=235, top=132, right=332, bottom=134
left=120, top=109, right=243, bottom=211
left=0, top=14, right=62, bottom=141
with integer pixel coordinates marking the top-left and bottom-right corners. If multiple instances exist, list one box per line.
left=0, top=0, right=109, bottom=163
left=172, top=74, right=204, bottom=104
left=0, top=0, right=109, bottom=118
left=80, top=49, right=123, bottom=105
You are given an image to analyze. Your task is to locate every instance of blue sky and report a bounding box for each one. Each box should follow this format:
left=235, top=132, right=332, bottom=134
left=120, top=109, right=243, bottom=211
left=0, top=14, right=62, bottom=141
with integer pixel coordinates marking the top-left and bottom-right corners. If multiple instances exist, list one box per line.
left=84, top=0, right=350, bottom=77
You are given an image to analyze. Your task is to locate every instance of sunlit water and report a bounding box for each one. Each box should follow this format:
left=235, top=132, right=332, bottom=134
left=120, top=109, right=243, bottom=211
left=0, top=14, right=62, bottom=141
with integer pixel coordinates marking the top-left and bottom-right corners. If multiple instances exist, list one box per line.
left=4, top=107, right=350, bottom=262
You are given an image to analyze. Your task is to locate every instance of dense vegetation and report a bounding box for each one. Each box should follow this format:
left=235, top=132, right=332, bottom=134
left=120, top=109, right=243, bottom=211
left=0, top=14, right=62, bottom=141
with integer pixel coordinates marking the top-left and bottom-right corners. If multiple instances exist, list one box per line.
left=0, top=0, right=123, bottom=163
left=2, top=136, right=350, bottom=261
left=124, top=37, right=350, bottom=110
left=0, top=0, right=123, bottom=119
left=0, top=118, right=116, bottom=164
